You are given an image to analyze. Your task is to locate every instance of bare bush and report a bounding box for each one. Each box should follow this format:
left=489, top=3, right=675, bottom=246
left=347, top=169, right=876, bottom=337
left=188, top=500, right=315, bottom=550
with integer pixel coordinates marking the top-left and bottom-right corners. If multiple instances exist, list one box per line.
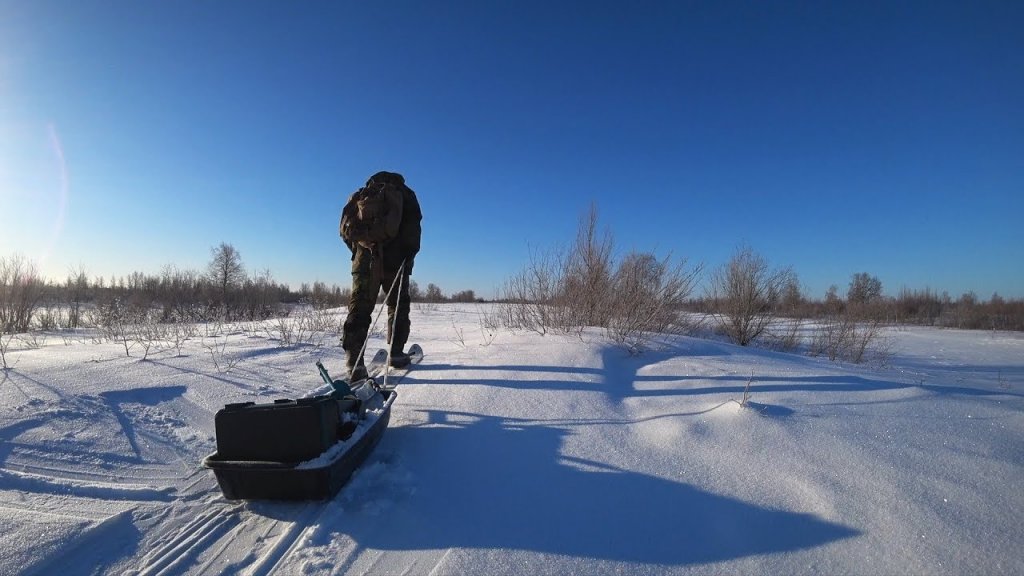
left=450, top=320, right=466, bottom=348
left=809, top=308, right=890, bottom=365
left=35, top=306, right=64, bottom=331
left=20, top=331, right=44, bottom=350
left=202, top=334, right=239, bottom=373
left=764, top=318, right=804, bottom=353
left=500, top=248, right=563, bottom=335
left=134, top=310, right=169, bottom=360
left=0, top=255, right=46, bottom=334
left=267, top=316, right=302, bottom=347
left=500, top=206, right=701, bottom=352
left=559, top=203, right=614, bottom=329
left=167, top=317, right=196, bottom=356
left=479, top=307, right=501, bottom=346
left=268, top=314, right=316, bottom=347
left=0, top=332, right=15, bottom=369
left=740, top=372, right=754, bottom=408
left=95, top=298, right=137, bottom=357
left=202, top=314, right=228, bottom=338
left=707, top=246, right=792, bottom=346
left=606, top=252, right=701, bottom=354
left=809, top=313, right=855, bottom=361
left=414, top=301, right=439, bottom=314
left=265, top=305, right=335, bottom=348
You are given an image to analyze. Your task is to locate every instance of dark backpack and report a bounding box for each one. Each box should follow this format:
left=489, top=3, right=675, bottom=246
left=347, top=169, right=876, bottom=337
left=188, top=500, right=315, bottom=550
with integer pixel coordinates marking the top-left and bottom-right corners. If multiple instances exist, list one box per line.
left=340, top=182, right=391, bottom=248
left=340, top=172, right=421, bottom=259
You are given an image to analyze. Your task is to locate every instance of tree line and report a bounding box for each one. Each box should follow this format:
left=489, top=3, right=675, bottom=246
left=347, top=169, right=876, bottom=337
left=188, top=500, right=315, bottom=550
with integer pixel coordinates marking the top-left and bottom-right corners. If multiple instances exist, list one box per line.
left=496, top=205, right=1023, bottom=360
left=0, top=243, right=477, bottom=337
left=693, top=267, right=1024, bottom=332
left=3, top=223, right=1021, bottom=363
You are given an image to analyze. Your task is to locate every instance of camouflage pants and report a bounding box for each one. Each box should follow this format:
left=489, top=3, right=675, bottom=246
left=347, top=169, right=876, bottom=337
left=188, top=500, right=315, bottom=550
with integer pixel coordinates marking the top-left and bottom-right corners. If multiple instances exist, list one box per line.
left=341, top=247, right=411, bottom=357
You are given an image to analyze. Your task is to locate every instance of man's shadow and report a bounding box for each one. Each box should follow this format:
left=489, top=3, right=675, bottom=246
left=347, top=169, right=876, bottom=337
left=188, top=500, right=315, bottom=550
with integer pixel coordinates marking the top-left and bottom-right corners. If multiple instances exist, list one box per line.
left=340, top=410, right=859, bottom=566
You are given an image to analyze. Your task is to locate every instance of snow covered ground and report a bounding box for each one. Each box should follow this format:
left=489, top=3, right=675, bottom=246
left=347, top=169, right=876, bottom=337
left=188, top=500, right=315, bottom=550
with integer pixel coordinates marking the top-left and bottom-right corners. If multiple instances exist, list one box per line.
left=1, top=304, right=1021, bottom=575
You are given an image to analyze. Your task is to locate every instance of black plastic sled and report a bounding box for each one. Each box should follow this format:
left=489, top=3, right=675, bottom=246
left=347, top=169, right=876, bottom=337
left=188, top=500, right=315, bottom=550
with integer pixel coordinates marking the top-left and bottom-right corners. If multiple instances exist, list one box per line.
left=202, top=389, right=397, bottom=501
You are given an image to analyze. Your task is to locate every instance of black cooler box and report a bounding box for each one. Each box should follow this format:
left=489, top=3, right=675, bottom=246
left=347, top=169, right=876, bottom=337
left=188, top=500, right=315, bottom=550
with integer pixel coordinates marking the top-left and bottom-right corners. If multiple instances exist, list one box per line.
left=204, top=389, right=397, bottom=500
left=214, top=395, right=341, bottom=463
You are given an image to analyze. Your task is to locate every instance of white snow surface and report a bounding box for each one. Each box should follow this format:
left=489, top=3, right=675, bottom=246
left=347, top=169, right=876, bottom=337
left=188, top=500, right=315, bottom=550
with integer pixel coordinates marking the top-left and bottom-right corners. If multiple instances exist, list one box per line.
left=1, top=304, right=1022, bottom=575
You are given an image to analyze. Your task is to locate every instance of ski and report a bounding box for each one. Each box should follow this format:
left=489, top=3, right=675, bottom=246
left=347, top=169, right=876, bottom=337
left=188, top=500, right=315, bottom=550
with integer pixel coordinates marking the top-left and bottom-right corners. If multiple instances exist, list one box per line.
left=365, top=348, right=389, bottom=378
left=364, top=343, right=423, bottom=390
left=309, top=344, right=422, bottom=399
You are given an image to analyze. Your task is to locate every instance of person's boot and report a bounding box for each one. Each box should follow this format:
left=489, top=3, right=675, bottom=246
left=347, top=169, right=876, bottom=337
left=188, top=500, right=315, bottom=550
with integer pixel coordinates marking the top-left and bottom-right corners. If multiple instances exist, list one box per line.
left=347, top=351, right=368, bottom=382
left=389, top=343, right=411, bottom=368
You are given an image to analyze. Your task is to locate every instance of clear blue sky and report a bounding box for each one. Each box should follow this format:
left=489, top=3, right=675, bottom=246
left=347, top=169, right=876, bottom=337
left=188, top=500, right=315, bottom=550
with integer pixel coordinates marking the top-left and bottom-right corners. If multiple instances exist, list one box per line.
left=2, top=1, right=1022, bottom=299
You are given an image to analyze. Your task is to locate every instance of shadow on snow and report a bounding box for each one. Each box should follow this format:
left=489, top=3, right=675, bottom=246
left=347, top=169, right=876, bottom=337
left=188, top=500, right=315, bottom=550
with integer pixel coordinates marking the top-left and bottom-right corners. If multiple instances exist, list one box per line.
left=319, top=410, right=859, bottom=567
left=99, top=385, right=188, bottom=463
left=412, top=344, right=1022, bottom=401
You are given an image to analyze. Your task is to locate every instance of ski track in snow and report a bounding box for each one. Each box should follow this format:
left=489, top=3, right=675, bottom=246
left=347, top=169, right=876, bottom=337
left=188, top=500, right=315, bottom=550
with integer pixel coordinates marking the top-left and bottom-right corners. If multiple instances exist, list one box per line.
left=1, top=307, right=1022, bottom=575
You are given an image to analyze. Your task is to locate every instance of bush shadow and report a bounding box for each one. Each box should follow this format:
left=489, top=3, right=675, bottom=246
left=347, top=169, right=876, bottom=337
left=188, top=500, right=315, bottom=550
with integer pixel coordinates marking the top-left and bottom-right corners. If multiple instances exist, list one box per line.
left=342, top=411, right=859, bottom=567
left=100, top=386, right=187, bottom=463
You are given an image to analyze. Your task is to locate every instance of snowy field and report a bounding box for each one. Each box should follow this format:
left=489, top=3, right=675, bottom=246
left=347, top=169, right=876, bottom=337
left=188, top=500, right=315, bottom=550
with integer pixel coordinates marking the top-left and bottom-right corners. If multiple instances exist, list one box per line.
left=1, top=304, right=1022, bottom=575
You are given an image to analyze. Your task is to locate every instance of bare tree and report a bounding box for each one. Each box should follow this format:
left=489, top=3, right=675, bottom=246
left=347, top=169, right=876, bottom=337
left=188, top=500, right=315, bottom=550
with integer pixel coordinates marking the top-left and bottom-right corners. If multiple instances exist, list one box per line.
left=207, top=242, right=246, bottom=301
left=451, top=289, right=477, bottom=303
left=64, top=265, right=90, bottom=328
left=824, top=285, right=843, bottom=313
left=708, top=246, right=791, bottom=346
left=425, top=283, right=444, bottom=303
left=0, top=255, right=46, bottom=334
left=778, top=273, right=804, bottom=315
left=764, top=272, right=806, bottom=352
left=408, top=280, right=422, bottom=302
left=848, top=272, right=882, bottom=305
left=157, top=265, right=203, bottom=322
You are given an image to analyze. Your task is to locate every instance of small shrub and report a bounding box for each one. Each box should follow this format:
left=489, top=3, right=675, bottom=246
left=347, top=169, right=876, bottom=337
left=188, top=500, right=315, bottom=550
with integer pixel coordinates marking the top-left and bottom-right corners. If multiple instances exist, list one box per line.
left=707, top=246, right=792, bottom=346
